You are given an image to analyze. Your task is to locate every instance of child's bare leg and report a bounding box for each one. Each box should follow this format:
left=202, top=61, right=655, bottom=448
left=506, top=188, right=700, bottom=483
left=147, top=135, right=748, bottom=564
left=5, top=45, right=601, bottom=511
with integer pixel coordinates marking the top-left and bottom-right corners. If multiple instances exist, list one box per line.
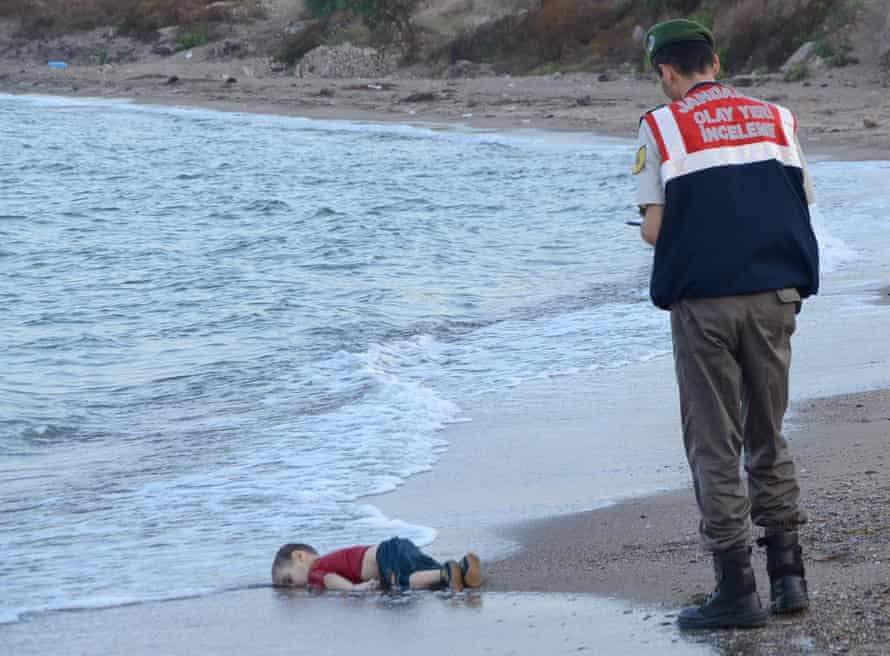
left=408, top=569, right=443, bottom=589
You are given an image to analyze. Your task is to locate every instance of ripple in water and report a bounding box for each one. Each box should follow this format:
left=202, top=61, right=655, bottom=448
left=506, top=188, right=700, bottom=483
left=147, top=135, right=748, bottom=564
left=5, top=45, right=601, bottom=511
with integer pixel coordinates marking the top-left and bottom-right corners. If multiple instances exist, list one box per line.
left=0, top=93, right=880, bottom=623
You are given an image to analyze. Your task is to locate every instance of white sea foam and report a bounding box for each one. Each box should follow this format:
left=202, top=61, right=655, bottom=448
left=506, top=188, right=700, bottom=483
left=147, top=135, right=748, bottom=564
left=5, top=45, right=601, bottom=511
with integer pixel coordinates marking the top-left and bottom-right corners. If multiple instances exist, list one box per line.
left=2, top=91, right=887, bottom=626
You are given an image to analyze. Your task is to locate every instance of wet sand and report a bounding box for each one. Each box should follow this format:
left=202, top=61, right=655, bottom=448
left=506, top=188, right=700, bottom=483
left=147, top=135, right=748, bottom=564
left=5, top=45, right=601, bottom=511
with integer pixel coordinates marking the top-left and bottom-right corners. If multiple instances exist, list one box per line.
left=0, top=588, right=715, bottom=656
left=486, top=389, right=890, bottom=655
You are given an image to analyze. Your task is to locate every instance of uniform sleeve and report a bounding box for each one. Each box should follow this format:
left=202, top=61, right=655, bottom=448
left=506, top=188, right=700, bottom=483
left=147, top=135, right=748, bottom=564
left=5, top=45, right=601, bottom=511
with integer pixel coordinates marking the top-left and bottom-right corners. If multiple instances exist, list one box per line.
left=634, top=120, right=665, bottom=207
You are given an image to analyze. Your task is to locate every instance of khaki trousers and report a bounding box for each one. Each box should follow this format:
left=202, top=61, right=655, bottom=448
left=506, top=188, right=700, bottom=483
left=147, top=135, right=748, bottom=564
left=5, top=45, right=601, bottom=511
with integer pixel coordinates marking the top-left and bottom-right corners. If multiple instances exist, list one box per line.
left=670, top=290, right=807, bottom=552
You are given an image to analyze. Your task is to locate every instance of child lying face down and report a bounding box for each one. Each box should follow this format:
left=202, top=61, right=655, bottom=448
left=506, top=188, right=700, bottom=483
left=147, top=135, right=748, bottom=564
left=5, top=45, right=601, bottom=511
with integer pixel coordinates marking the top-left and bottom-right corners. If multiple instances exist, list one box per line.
left=271, top=537, right=483, bottom=592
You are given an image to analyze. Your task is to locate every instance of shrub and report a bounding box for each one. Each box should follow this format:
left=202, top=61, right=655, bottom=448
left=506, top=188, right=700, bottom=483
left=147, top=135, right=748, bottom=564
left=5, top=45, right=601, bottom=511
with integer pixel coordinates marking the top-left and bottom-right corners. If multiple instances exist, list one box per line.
left=324, top=19, right=372, bottom=46
left=644, top=0, right=699, bottom=13
left=178, top=23, right=211, bottom=50
left=714, top=0, right=834, bottom=73
left=783, top=61, right=809, bottom=82
left=306, top=0, right=351, bottom=19
left=276, top=21, right=326, bottom=65
left=354, top=0, right=421, bottom=55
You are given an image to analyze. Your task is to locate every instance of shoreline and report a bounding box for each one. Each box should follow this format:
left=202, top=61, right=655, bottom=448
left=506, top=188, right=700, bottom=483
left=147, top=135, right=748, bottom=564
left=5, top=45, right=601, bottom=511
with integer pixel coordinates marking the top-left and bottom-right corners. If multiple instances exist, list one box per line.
left=3, top=388, right=887, bottom=656
left=485, top=388, right=890, bottom=654
left=4, top=64, right=890, bottom=654
left=2, top=60, right=890, bottom=161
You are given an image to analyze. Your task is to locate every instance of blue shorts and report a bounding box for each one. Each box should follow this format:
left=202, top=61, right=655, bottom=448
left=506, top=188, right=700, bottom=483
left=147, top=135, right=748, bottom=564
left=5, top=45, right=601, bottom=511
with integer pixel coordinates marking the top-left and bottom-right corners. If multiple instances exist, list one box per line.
left=375, top=537, right=442, bottom=590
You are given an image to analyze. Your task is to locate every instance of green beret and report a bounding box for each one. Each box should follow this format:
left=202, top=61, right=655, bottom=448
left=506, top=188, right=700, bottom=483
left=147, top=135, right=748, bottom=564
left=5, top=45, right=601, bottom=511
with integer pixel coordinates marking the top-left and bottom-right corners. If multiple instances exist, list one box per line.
left=645, top=19, right=715, bottom=64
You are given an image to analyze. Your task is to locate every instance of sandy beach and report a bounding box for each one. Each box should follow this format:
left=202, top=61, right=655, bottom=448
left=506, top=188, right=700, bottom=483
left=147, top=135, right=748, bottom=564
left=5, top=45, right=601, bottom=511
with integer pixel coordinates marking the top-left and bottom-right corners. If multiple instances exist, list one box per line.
left=1, top=57, right=890, bottom=161
left=2, top=61, right=889, bottom=654
left=487, top=388, right=890, bottom=655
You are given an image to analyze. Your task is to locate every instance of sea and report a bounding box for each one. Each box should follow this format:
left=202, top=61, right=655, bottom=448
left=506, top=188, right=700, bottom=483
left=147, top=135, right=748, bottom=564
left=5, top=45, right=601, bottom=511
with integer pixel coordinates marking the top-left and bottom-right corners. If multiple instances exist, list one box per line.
left=1, top=93, right=889, bottom=625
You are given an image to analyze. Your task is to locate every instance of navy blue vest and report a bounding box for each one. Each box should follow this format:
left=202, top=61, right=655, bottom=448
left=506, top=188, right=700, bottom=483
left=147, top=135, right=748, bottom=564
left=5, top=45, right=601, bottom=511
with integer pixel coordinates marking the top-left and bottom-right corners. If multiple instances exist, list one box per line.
left=643, top=83, right=819, bottom=310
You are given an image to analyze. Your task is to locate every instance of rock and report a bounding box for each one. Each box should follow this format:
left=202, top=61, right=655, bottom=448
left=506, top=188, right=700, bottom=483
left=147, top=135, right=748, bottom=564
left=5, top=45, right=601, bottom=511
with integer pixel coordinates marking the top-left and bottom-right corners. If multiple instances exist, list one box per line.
left=270, top=61, right=286, bottom=73
left=576, top=95, right=593, bottom=106
left=157, top=26, right=179, bottom=42
left=864, top=118, right=879, bottom=129
left=444, top=59, right=495, bottom=79
left=225, top=76, right=237, bottom=84
left=210, top=40, right=244, bottom=59
left=152, top=44, right=175, bottom=57
left=782, top=41, right=817, bottom=72
left=318, top=87, right=335, bottom=97
left=401, top=91, right=438, bottom=102
left=295, top=45, right=398, bottom=79
left=731, top=76, right=755, bottom=87
left=165, top=75, right=179, bottom=85
left=597, top=71, right=617, bottom=82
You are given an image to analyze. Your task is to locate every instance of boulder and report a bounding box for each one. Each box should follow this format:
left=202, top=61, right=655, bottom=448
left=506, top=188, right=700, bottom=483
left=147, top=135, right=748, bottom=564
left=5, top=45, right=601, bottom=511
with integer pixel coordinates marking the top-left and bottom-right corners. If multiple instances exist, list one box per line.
left=209, top=40, right=245, bottom=58
left=444, top=59, right=495, bottom=79
left=295, top=45, right=399, bottom=79
left=781, top=41, right=817, bottom=72
left=153, top=26, right=178, bottom=57
left=401, top=91, right=438, bottom=102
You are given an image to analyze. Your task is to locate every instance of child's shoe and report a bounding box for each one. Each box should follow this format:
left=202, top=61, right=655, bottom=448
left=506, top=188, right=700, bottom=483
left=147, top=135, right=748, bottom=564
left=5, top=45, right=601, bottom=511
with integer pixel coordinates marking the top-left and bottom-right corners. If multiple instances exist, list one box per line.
left=461, top=553, right=483, bottom=588
left=442, top=561, right=465, bottom=592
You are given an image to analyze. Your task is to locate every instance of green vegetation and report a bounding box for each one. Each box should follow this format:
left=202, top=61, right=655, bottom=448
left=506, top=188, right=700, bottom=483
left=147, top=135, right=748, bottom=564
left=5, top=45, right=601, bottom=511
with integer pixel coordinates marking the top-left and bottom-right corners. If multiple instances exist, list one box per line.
left=277, top=22, right=325, bottom=66
left=814, top=38, right=859, bottom=67
left=178, top=23, right=211, bottom=51
left=305, top=0, right=352, bottom=20
left=824, top=0, right=864, bottom=31
left=305, top=0, right=421, bottom=59
left=783, top=62, right=810, bottom=82
left=324, top=20, right=373, bottom=47
left=530, top=61, right=562, bottom=76
left=643, top=0, right=699, bottom=13
left=686, top=0, right=714, bottom=29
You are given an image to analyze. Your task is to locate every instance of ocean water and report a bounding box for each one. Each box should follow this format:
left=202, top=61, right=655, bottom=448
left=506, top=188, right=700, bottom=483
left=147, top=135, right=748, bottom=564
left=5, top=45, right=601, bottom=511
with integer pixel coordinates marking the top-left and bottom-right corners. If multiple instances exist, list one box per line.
left=1, top=93, right=888, bottom=624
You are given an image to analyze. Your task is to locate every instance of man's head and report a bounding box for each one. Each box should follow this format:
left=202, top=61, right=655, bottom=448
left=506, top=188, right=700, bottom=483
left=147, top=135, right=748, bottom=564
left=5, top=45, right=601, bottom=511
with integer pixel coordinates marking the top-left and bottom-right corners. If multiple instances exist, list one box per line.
left=645, top=19, right=720, bottom=101
left=271, top=543, right=319, bottom=587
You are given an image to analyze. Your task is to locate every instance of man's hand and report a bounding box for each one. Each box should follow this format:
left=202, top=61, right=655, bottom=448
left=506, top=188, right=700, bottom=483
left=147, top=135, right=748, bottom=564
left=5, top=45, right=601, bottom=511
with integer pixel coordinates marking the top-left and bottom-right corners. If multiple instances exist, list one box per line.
left=640, top=204, right=664, bottom=246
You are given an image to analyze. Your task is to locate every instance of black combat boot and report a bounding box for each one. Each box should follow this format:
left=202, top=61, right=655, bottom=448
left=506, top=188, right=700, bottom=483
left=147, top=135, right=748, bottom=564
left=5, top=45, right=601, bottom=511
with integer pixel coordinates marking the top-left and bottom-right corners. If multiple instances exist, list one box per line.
left=678, top=546, right=769, bottom=630
left=756, top=530, right=809, bottom=614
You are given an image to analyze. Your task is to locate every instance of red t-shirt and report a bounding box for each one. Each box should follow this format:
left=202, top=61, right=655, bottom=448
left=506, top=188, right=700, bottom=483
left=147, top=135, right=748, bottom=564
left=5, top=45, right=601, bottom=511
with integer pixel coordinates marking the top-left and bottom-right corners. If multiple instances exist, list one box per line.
left=307, top=546, right=370, bottom=588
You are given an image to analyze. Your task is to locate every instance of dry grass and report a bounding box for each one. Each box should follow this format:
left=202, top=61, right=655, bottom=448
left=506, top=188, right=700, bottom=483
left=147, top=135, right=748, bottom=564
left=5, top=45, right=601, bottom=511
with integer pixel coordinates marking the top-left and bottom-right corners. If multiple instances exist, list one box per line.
left=0, top=0, right=264, bottom=38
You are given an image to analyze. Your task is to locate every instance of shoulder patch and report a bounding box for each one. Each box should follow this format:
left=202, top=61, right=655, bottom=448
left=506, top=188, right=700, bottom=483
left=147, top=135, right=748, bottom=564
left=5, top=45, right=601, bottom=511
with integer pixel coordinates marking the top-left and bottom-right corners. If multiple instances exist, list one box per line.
left=633, top=145, right=647, bottom=175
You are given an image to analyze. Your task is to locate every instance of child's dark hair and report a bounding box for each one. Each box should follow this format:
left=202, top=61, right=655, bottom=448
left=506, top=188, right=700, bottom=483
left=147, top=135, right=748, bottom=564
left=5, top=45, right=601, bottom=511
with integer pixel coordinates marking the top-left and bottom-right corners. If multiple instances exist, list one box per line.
left=652, top=40, right=716, bottom=77
left=271, top=543, right=318, bottom=582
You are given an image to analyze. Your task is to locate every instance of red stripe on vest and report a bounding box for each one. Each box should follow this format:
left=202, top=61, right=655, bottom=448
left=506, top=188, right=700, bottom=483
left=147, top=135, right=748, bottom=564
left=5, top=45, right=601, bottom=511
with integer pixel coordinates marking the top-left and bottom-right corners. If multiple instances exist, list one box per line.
left=669, top=95, right=789, bottom=154
left=644, top=113, right=670, bottom=163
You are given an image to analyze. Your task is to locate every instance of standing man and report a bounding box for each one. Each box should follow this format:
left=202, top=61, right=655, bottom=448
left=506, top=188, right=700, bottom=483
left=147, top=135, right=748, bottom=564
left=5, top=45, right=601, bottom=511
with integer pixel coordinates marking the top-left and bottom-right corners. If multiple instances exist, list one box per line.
left=634, top=19, right=819, bottom=630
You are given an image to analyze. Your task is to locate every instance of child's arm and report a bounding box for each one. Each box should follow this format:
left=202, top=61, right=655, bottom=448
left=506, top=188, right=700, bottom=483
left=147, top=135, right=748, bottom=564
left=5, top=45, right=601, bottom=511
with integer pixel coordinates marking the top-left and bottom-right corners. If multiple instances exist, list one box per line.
left=322, top=573, right=379, bottom=592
